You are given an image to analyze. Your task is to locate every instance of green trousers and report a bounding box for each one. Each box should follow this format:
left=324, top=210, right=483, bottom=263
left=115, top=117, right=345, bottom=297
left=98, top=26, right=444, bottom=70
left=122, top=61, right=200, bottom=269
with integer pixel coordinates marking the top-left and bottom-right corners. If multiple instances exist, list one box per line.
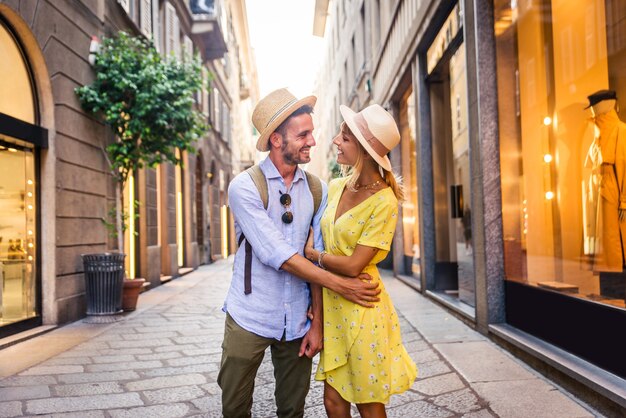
left=217, top=313, right=312, bottom=418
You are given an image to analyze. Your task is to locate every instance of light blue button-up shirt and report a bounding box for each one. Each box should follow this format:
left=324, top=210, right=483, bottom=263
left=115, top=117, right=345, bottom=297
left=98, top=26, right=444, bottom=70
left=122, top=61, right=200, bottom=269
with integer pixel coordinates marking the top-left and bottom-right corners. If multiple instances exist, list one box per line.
left=224, top=157, right=328, bottom=341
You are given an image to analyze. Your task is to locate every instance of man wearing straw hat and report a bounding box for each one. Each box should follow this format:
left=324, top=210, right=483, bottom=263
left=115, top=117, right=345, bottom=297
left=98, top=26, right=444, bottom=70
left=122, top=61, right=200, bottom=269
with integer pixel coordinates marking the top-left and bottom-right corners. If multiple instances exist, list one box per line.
left=219, top=88, right=381, bottom=418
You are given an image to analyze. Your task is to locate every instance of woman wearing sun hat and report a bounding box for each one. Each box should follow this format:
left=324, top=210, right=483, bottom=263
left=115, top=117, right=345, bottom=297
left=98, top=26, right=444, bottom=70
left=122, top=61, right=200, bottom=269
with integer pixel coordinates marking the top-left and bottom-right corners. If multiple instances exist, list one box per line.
left=305, top=103, right=417, bottom=417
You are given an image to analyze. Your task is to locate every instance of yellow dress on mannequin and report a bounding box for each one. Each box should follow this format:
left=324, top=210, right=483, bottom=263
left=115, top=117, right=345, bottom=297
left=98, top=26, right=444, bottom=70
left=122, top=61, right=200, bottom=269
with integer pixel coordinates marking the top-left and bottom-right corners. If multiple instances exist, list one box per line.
left=315, top=177, right=417, bottom=404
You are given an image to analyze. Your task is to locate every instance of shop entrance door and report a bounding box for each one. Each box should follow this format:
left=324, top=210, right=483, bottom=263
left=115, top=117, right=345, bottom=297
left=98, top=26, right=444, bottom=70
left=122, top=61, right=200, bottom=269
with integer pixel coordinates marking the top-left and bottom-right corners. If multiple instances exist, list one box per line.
left=427, top=39, right=475, bottom=308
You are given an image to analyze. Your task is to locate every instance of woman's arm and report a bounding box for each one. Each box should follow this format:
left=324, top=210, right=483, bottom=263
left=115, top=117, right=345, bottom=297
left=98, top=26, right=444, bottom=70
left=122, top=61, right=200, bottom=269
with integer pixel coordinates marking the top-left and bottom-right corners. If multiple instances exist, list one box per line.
left=305, top=235, right=379, bottom=277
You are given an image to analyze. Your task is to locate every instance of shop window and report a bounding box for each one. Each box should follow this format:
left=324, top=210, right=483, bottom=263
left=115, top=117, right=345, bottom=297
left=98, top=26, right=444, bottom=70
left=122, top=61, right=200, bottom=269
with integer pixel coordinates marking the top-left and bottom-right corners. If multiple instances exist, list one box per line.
left=0, top=20, right=40, bottom=331
left=399, top=89, right=420, bottom=281
left=0, top=20, right=35, bottom=123
left=495, top=0, right=626, bottom=310
left=425, top=3, right=475, bottom=309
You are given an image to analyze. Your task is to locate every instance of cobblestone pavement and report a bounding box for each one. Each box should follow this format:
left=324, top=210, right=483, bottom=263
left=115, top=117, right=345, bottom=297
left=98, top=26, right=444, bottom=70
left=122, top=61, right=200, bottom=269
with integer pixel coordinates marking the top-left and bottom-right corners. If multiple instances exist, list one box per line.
left=0, top=259, right=601, bottom=417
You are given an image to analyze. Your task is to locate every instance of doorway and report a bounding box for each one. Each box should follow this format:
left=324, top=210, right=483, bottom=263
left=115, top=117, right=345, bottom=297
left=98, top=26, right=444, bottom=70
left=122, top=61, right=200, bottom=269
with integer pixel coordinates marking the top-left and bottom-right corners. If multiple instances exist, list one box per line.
left=426, top=10, right=475, bottom=309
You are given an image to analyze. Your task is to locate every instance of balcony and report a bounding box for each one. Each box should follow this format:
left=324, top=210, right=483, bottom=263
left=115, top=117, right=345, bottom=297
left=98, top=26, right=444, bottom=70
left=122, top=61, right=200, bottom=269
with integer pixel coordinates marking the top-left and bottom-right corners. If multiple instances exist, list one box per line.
left=189, top=0, right=227, bottom=60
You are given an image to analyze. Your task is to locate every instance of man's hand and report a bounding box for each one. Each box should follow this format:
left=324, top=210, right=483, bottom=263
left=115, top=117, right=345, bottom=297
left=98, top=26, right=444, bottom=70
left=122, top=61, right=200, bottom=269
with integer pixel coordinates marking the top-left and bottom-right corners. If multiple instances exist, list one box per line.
left=299, top=320, right=323, bottom=358
left=334, top=273, right=380, bottom=307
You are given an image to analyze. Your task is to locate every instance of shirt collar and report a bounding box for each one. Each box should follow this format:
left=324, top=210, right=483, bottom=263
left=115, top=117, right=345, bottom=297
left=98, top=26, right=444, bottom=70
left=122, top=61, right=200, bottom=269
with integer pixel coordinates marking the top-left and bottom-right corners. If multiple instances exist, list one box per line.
left=260, top=156, right=305, bottom=184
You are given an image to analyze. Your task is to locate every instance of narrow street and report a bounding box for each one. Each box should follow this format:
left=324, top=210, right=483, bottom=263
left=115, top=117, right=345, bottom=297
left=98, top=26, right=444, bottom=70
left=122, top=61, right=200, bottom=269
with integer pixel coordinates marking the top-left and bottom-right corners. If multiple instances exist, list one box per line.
left=0, top=259, right=601, bottom=417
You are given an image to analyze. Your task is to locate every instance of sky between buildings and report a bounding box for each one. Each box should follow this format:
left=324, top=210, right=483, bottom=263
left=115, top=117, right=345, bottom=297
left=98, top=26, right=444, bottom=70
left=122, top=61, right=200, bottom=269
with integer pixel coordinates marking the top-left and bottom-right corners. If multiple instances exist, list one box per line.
left=245, top=0, right=324, bottom=99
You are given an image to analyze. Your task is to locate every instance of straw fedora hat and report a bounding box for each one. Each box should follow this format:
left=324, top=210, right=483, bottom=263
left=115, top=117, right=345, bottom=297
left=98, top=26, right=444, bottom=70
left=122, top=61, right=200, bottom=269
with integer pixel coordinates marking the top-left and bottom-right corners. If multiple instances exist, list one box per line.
left=340, top=104, right=400, bottom=172
left=252, top=88, right=317, bottom=152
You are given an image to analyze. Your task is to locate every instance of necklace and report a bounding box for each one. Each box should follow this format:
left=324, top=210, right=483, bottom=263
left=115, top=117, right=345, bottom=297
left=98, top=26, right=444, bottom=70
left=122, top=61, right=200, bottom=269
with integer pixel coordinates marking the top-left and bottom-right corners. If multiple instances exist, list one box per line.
left=347, top=179, right=383, bottom=193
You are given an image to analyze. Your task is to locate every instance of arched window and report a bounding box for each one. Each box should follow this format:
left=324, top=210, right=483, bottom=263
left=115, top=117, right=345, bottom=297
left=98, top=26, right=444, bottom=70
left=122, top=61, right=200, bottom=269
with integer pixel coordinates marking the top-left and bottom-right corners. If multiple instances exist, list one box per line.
left=0, top=18, right=47, bottom=336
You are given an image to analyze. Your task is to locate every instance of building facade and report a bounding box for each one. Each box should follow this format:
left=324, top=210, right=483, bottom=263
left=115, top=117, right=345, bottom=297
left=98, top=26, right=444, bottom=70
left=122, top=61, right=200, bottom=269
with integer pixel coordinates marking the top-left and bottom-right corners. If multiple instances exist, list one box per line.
left=0, top=0, right=257, bottom=339
left=312, top=0, right=625, bottom=413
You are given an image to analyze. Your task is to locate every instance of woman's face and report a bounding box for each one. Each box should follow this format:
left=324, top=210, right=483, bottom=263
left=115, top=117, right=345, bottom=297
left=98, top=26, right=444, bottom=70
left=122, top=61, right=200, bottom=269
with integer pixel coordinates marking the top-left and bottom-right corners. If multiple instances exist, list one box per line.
left=333, top=122, right=361, bottom=166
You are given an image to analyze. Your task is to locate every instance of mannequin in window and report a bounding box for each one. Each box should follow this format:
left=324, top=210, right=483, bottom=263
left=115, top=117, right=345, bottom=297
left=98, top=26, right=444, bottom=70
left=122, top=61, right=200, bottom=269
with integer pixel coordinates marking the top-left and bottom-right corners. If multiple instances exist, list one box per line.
left=7, top=239, right=17, bottom=260
left=14, top=239, right=26, bottom=260
left=585, top=89, right=626, bottom=300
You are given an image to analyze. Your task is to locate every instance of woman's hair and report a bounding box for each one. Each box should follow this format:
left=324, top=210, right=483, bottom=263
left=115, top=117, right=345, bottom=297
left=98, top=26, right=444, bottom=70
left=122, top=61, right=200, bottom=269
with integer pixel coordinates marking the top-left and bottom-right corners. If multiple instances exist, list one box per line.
left=341, top=124, right=405, bottom=201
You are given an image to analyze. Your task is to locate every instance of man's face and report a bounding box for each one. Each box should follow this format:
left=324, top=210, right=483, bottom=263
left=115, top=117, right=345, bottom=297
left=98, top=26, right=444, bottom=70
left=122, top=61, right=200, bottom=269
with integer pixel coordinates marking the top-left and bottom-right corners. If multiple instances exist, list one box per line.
left=279, top=113, right=316, bottom=165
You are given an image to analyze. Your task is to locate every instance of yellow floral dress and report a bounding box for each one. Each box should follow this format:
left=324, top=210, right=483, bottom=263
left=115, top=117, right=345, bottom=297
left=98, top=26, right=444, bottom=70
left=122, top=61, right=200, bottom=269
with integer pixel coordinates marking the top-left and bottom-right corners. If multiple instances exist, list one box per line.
left=315, top=177, right=417, bottom=404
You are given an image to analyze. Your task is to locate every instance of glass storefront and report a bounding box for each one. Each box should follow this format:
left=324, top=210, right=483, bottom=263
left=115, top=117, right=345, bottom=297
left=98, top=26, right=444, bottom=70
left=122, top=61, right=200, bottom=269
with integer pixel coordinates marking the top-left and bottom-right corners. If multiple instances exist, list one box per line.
left=399, top=88, right=421, bottom=282
left=495, top=0, right=626, bottom=311
left=425, top=4, right=475, bottom=308
left=0, top=139, right=37, bottom=326
left=0, top=19, right=40, bottom=331
left=494, top=0, right=626, bottom=377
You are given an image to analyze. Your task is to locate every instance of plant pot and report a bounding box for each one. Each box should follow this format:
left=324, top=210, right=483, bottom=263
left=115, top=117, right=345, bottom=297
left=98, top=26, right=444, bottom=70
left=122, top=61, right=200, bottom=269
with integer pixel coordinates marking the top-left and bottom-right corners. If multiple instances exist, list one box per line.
left=122, top=278, right=146, bottom=311
left=82, top=253, right=126, bottom=315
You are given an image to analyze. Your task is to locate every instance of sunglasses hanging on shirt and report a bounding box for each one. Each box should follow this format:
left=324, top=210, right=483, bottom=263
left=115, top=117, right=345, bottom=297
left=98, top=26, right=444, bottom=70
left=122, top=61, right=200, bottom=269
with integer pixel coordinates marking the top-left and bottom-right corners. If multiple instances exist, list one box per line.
left=279, top=191, right=293, bottom=224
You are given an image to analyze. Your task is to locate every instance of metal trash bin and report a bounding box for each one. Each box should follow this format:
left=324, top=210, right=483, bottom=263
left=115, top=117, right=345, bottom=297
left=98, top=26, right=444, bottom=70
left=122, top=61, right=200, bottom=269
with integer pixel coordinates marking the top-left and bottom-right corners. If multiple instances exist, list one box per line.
left=81, top=253, right=126, bottom=315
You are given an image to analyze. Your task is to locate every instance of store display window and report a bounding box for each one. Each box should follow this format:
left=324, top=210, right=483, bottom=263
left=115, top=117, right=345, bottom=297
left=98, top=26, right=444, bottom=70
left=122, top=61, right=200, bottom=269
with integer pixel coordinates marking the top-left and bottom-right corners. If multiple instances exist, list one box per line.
left=399, top=89, right=421, bottom=281
left=494, top=0, right=626, bottom=310
left=0, top=19, right=40, bottom=330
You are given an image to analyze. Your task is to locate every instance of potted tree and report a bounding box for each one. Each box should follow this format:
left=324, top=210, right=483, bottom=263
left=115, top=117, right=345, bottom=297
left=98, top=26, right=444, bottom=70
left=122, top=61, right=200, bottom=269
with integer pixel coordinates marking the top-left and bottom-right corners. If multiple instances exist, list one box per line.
left=76, top=31, right=207, bottom=314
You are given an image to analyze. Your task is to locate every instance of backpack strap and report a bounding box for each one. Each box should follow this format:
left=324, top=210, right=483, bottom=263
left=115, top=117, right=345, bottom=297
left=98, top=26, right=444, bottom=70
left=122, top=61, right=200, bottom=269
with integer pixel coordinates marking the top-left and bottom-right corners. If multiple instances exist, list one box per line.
left=246, top=165, right=269, bottom=210
left=304, top=170, right=323, bottom=216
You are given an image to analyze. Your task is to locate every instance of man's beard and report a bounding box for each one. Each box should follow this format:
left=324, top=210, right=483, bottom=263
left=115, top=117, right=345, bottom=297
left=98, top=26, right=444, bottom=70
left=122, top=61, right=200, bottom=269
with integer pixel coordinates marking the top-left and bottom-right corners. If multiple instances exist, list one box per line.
left=282, top=143, right=310, bottom=165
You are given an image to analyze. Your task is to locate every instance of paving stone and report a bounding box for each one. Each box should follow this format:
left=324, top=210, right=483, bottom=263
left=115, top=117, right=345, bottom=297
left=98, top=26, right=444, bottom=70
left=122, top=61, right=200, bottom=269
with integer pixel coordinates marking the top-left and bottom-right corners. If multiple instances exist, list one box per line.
left=108, top=339, right=172, bottom=349
left=304, top=382, right=324, bottom=408
left=200, top=381, right=221, bottom=396
left=57, top=370, right=139, bottom=384
left=0, top=401, right=22, bottom=417
left=142, top=363, right=218, bottom=377
left=404, top=339, right=430, bottom=352
left=91, top=354, right=135, bottom=363
left=54, top=382, right=124, bottom=396
left=472, top=380, right=595, bottom=418
left=55, top=350, right=99, bottom=359
left=190, top=395, right=222, bottom=413
left=126, top=373, right=207, bottom=391
left=41, top=357, right=94, bottom=366
left=252, top=382, right=276, bottom=402
left=154, top=344, right=199, bottom=353
left=98, top=348, right=152, bottom=356
left=135, top=351, right=182, bottom=361
left=386, top=389, right=425, bottom=407
left=172, top=335, right=213, bottom=344
left=73, top=342, right=111, bottom=351
left=251, top=398, right=278, bottom=417
left=0, top=375, right=57, bottom=387
left=433, top=388, right=482, bottom=413
left=414, top=373, right=466, bottom=396
left=44, top=411, right=105, bottom=418
left=121, top=331, right=179, bottom=340
left=0, top=384, right=50, bottom=400
left=401, top=331, right=424, bottom=343
left=462, top=409, right=498, bottom=418
left=166, top=355, right=217, bottom=367
left=85, top=360, right=162, bottom=372
left=20, top=365, right=84, bottom=376
left=25, top=393, right=143, bottom=414
left=303, top=404, right=327, bottom=417
left=410, top=347, right=441, bottom=363
left=181, top=348, right=219, bottom=356
left=435, top=341, right=536, bottom=383
left=386, top=400, right=454, bottom=417
left=136, top=324, right=201, bottom=333
left=416, top=359, right=452, bottom=379
left=108, top=403, right=190, bottom=418
left=142, top=384, right=205, bottom=403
